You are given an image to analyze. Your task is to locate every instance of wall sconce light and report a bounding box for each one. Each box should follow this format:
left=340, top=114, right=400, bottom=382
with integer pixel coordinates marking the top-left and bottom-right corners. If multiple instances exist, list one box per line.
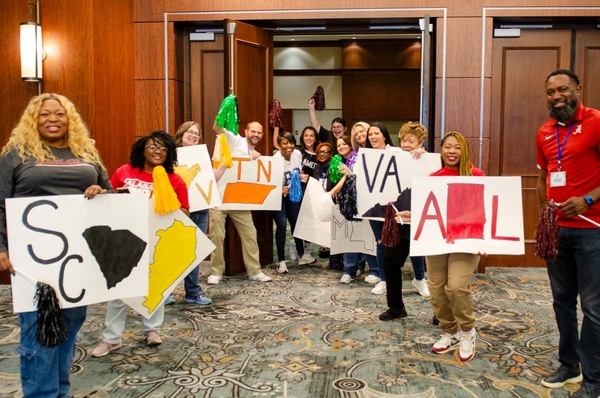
left=20, top=0, right=43, bottom=82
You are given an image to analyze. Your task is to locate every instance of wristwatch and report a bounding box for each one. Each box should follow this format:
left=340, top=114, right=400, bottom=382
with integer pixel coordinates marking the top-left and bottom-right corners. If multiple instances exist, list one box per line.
left=584, top=194, right=595, bottom=206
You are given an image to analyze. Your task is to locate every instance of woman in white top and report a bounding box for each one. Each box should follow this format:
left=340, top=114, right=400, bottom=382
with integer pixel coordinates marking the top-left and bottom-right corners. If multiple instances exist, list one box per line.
left=272, top=131, right=315, bottom=273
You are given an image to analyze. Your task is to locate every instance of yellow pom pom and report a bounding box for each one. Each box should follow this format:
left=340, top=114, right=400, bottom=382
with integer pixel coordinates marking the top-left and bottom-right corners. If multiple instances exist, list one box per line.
left=212, top=133, right=233, bottom=169
left=151, top=165, right=181, bottom=215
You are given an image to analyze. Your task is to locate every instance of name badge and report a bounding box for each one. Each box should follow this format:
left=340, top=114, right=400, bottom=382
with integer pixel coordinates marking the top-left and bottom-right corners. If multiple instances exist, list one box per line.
left=550, top=171, right=566, bottom=187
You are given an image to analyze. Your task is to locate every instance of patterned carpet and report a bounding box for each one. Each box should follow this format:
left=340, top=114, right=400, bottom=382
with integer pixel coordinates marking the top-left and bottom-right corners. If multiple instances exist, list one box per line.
left=0, top=260, right=580, bottom=398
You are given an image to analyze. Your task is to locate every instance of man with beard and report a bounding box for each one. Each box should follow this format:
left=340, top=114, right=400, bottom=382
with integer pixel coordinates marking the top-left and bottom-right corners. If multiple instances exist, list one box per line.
left=208, top=121, right=273, bottom=285
left=536, top=69, right=600, bottom=398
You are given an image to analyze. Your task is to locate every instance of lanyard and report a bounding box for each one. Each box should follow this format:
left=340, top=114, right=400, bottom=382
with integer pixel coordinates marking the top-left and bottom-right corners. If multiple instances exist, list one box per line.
left=554, top=122, right=576, bottom=171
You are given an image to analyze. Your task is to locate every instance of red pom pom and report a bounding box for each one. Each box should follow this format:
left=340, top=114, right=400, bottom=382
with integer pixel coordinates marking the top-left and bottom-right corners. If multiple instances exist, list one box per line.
left=534, top=200, right=559, bottom=261
left=269, top=99, right=284, bottom=128
left=381, top=203, right=400, bottom=247
left=312, top=86, right=326, bottom=111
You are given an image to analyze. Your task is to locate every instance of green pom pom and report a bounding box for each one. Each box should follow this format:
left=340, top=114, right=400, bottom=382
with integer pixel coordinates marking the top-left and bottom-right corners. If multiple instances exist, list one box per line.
left=329, top=154, right=343, bottom=183
left=215, top=94, right=239, bottom=134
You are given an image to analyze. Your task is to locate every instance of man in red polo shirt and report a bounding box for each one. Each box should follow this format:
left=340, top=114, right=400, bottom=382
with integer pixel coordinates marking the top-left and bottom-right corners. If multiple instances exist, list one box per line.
left=536, top=69, right=600, bottom=398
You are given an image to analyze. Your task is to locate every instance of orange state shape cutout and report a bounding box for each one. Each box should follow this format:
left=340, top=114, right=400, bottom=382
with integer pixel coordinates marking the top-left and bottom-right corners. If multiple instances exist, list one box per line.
left=222, top=182, right=276, bottom=204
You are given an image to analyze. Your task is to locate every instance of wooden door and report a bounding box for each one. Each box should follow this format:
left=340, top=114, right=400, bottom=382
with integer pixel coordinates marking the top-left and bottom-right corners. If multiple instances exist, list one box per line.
left=575, top=30, right=600, bottom=111
left=223, top=19, right=274, bottom=274
left=189, top=34, right=225, bottom=156
left=488, top=30, right=572, bottom=268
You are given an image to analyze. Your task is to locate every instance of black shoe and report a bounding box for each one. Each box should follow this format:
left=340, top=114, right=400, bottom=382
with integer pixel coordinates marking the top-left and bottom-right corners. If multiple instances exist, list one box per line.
left=432, top=315, right=440, bottom=325
left=379, top=307, right=408, bottom=321
left=541, top=365, right=582, bottom=388
left=572, top=382, right=600, bottom=398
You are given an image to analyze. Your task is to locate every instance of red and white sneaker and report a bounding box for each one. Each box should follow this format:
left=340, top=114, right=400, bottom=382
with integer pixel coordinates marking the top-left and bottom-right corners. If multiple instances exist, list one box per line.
left=431, top=332, right=460, bottom=354
left=459, top=328, right=477, bottom=362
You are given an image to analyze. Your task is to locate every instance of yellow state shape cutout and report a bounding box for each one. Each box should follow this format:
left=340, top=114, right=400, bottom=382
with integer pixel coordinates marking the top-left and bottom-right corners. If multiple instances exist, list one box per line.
left=143, top=219, right=197, bottom=311
left=174, top=164, right=200, bottom=188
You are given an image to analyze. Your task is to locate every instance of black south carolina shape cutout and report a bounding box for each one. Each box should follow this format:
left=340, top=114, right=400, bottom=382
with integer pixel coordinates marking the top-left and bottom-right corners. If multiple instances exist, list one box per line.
left=82, top=226, right=147, bottom=289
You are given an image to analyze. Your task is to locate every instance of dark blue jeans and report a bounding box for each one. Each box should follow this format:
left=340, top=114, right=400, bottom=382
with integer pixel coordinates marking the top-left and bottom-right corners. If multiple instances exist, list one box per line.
left=272, top=197, right=303, bottom=262
left=18, top=306, right=87, bottom=397
left=368, top=220, right=385, bottom=280
left=343, top=252, right=378, bottom=277
left=547, top=226, right=600, bottom=386
left=185, top=210, right=209, bottom=299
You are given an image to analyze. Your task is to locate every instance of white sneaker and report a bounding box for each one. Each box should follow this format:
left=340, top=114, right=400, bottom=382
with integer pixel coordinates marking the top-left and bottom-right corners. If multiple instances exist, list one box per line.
left=277, top=261, right=288, bottom=274
left=371, top=281, right=387, bottom=295
left=356, top=269, right=363, bottom=277
left=207, top=275, right=221, bottom=285
left=249, top=272, right=272, bottom=282
left=432, top=332, right=460, bottom=354
left=364, top=275, right=381, bottom=284
left=412, top=278, right=430, bottom=297
left=340, top=274, right=353, bottom=284
left=459, top=328, right=477, bottom=362
left=298, top=253, right=316, bottom=265
left=289, top=238, right=298, bottom=261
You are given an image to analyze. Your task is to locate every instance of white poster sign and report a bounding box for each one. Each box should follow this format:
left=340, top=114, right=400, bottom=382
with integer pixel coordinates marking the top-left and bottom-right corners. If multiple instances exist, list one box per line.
left=354, top=148, right=441, bottom=221
left=410, top=176, right=525, bottom=256
left=175, top=145, right=221, bottom=212
left=355, top=148, right=441, bottom=221
left=123, top=208, right=215, bottom=319
left=7, top=194, right=150, bottom=313
left=293, top=177, right=331, bottom=248
left=330, top=206, right=377, bottom=256
left=216, top=156, right=283, bottom=210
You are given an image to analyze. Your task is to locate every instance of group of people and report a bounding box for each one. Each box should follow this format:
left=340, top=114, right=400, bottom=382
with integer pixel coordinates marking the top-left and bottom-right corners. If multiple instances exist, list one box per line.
left=0, top=67, right=598, bottom=397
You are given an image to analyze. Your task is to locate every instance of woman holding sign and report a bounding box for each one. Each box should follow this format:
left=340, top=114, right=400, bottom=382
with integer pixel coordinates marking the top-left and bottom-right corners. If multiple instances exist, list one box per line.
left=364, top=122, right=396, bottom=295
left=404, top=131, right=484, bottom=362
left=0, top=93, right=112, bottom=398
left=91, top=131, right=189, bottom=357
left=162, top=121, right=212, bottom=306
left=272, top=131, right=315, bottom=273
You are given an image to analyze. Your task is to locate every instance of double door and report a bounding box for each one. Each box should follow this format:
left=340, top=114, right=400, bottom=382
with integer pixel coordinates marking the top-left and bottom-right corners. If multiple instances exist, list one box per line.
left=488, top=29, right=600, bottom=268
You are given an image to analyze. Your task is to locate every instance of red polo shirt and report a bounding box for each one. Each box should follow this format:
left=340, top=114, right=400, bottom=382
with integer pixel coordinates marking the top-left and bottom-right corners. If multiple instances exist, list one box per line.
left=536, top=103, right=600, bottom=227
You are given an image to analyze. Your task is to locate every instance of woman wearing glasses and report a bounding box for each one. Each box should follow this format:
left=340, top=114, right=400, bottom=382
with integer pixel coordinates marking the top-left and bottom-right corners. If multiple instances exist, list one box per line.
left=91, top=131, right=189, bottom=357
left=161, top=122, right=213, bottom=306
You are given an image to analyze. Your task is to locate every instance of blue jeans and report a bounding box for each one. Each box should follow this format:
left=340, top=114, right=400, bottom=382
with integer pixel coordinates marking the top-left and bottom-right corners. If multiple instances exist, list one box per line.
left=185, top=210, right=209, bottom=299
left=547, top=227, right=600, bottom=386
left=411, top=256, right=426, bottom=280
left=272, top=197, right=303, bottom=262
left=18, top=306, right=87, bottom=398
left=343, top=252, right=378, bottom=277
left=368, top=220, right=385, bottom=280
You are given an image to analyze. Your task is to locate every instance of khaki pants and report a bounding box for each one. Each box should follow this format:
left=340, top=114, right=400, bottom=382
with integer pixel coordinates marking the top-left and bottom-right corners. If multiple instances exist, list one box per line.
left=208, top=208, right=262, bottom=277
left=426, top=253, right=480, bottom=334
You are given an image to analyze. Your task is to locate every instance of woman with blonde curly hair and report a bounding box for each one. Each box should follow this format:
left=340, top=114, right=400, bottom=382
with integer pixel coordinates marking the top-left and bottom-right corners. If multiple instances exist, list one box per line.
left=0, top=93, right=112, bottom=397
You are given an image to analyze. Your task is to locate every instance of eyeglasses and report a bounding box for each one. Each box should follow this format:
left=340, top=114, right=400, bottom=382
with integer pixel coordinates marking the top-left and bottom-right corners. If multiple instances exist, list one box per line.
left=317, top=150, right=332, bottom=155
left=185, top=130, right=200, bottom=136
left=145, top=144, right=167, bottom=153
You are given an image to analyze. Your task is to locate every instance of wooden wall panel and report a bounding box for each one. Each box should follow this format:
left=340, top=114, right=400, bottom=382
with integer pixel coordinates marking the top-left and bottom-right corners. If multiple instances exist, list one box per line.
left=0, top=3, right=38, bottom=149
left=43, top=1, right=94, bottom=128
left=437, top=17, right=489, bottom=78
left=92, top=0, right=135, bottom=174
left=135, top=22, right=166, bottom=79
left=342, top=70, right=420, bottom=124
left=342, top=40, right=421, bottom=70
left=434, top=77, right=490, bottom=170
left=135, top=80, right=166, bottom=134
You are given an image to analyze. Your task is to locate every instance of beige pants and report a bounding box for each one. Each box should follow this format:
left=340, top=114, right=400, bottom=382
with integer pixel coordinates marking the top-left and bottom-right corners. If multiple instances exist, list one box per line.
left=426, top=253, right=480, bottom=334
left=208, top=208, right=262, bottom=277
